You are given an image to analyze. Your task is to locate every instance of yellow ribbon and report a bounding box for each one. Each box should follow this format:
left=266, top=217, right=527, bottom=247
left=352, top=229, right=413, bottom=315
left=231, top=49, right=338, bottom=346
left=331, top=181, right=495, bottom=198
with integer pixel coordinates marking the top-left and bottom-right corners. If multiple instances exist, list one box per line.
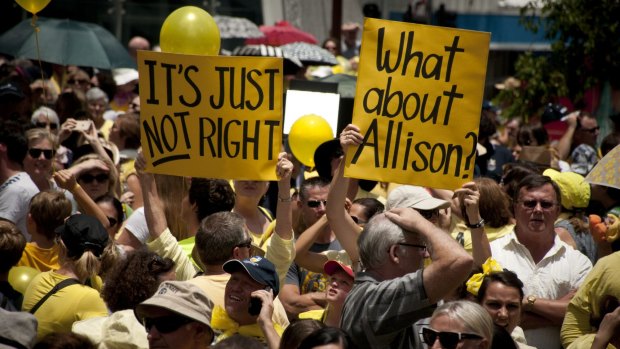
left=210, top=305, right=283, bottom=343
left=466, top=258, right=503, bottom=296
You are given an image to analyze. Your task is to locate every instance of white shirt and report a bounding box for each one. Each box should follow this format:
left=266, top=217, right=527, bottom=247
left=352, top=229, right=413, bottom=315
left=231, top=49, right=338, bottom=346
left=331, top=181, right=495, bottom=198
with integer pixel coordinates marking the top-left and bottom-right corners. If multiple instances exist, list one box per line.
left=0, top=172, right=39, bottom=241
left=490, top=231, right=593, bottom=349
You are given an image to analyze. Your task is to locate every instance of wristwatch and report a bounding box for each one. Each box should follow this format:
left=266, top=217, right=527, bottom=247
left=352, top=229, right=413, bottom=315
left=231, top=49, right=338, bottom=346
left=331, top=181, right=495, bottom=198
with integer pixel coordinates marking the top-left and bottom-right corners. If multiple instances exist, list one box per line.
left=526, top=295, right=537, bottom=310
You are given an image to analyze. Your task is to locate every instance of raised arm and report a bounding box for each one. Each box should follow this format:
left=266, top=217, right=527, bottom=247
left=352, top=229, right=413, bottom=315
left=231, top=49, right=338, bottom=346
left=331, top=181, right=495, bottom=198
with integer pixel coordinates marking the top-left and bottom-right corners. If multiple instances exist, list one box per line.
left=386, top=207, right=474, bottom=303
left=325, top=124, right=364, bottom=267
left=274, top=152, right=293, bottom=240
left=135, top=152, right=167, bottom=239
left=294, top=215, right=330, bottom=273
left=454, top=182, right=491, bottom=267
left=53, top=169, right=111, bottom=230
left=554, top=111, right=579, bottom=160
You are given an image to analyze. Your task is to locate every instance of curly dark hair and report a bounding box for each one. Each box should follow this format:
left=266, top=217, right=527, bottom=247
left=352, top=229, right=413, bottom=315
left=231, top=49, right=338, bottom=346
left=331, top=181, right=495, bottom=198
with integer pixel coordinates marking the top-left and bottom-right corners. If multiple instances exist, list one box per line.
left=101, top=249, right=174, bottom=312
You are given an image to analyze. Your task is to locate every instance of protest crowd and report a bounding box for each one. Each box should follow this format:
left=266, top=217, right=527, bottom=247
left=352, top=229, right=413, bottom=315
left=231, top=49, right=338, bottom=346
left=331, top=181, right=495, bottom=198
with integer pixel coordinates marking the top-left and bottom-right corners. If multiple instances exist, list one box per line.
left=1, top=4, right=620, bottom=349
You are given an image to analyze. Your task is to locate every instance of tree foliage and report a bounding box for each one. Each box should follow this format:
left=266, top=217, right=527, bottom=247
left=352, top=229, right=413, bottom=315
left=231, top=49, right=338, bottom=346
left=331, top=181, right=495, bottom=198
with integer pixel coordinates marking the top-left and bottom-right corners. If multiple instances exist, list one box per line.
left=495, top=0, right=620, bottom=120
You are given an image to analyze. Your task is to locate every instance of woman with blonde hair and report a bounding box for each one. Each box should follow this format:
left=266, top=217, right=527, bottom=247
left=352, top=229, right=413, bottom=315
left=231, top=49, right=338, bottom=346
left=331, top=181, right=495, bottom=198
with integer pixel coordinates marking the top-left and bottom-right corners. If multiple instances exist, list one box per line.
left=22, top=214, right=117, bottom=340
left=423, top=300, right=493, bottom=349
left=24, top=128, right=57, bottom=191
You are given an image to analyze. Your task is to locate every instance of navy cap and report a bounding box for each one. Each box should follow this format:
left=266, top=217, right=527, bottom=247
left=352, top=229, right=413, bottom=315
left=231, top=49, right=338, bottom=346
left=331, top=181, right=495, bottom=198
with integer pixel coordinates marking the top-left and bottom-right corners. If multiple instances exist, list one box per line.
left=55, top=214, right=109, bottom=258
left=223, top=256, right=279, bottom=296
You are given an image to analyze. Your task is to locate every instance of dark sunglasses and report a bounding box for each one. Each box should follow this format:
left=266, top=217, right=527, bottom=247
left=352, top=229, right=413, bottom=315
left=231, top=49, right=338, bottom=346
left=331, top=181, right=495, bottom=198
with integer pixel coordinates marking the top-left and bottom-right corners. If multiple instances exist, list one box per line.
left=518, top=200, right=556, bottom=210
left=107, top=216, right=118, bottom=227
left=28, top=148, right=53, bottom=160
left=142, top=315, right=194, bottom=334
left=35, top=122, right=58, bottom=130
left=78, top=173, right=109, bottom=184
left=417, top=209, right=438, bottom=220
left=422, top=327, right=483, bottom=349
left=307, top=199, right=327, bottom=208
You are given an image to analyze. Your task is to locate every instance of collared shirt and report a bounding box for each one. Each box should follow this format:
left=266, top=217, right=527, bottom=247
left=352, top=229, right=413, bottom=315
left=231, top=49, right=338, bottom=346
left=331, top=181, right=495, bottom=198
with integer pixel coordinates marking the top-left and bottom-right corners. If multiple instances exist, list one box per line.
left=340, top=270, right=432, bottom=349
left=490, top=231, right=593, bottom=349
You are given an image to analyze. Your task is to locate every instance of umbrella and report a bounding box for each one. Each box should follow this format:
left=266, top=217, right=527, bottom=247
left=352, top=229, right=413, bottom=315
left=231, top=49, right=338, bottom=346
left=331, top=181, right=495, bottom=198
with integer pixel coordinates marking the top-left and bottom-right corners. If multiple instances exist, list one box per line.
left=586, top=144, right=620, bottom=190
left=280, top=42, right=339, bottom=66
left=214, top=15, right=264, bottom=39
left=0, top=17, right=135, bottom=69
left=232, top=44, right=302, bottom=75
left=318, top=74, right=357, bottom=98
left=246, top=21, right=318, bottom=46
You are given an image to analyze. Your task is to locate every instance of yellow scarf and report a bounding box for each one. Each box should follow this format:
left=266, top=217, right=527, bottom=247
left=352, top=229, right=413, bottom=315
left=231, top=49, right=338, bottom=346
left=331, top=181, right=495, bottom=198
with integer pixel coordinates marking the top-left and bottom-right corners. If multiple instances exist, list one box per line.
left=210, top=305, right=283, bottom=342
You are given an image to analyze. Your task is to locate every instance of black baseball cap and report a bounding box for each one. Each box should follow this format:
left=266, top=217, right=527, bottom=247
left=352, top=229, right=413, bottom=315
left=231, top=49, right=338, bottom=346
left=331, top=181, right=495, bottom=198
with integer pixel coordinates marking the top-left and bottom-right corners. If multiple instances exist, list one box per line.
left=55, top=214, right=109, bottom=258
left=223, top=256, right=279, bottom=296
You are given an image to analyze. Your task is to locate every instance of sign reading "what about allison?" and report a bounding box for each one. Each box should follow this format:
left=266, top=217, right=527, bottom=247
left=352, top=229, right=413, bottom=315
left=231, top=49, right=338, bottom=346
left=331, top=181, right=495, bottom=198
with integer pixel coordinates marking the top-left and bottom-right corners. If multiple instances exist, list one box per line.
left=345, top=18, right=490, bottom=190
left=137, top=51, right=283, bottom=180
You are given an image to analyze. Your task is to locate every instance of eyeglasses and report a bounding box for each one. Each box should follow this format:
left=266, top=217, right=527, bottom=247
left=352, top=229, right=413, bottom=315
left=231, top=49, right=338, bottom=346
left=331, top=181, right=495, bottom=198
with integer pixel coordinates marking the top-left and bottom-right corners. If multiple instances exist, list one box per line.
left=142, top=315, right=194, bottom=334
left=417, top=209, right=438, bottom=220
left=235, top=238, right=253, bottom=249
left=35, top=122, right=58, bottom=130
left=397, top=242, right=427, bottom=253
left=78, top=173, right=109, bottom=184
left=518, top=200, right=557, bottom=210
left=107, top=216, right=118, bottom=227
left=28, top=148, right=54, bottom=160
left=306, top=199, right=327, bottom=208
left=421, top=327, right=483, bottom=349
left=580, top=126, right=599, bottom=133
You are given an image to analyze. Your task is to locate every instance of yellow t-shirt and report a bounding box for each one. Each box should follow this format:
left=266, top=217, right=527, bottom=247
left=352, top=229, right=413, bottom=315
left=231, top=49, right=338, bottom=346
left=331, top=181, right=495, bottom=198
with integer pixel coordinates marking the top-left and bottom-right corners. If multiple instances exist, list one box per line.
left=22, top=271, right=108, bottom=340
left=450, top=221, right=515, bottom=254
left=18, top=243, right=60, bottom=272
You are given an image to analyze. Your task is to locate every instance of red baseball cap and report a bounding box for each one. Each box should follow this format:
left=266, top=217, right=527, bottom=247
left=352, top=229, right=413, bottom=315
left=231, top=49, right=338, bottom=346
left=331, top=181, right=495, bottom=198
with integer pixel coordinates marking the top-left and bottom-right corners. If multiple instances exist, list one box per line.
left=323, top=260, right=354, bottom=279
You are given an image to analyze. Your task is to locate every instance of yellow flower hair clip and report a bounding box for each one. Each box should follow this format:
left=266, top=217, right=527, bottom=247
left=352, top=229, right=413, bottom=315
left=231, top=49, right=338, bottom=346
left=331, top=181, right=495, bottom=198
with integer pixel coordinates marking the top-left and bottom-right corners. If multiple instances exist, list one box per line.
left=466, top=257, right=503, bottom=296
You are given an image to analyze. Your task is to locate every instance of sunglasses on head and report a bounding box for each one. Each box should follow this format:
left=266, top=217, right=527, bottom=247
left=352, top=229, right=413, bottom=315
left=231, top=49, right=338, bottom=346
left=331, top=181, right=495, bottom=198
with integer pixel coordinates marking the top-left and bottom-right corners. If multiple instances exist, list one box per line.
left=518, top=199, right=556, bottom=210
left=28, top=148, right=53, bottom=160
left=422, top=327, right=483, bottom=349
left=142, top=315, right=194, bottom=334
left=306, top=199, right=327, bottom=208
left=417, top=209, right=438, bottom=220
left=35, top=122, right=58, bottom=130
left=78, top=173, right=109, bottom=184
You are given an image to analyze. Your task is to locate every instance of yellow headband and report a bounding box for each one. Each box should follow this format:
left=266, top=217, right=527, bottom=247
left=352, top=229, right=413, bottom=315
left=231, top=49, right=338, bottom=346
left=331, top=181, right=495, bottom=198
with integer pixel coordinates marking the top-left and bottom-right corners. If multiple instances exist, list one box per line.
left=466, top=258, right=503, bottom=296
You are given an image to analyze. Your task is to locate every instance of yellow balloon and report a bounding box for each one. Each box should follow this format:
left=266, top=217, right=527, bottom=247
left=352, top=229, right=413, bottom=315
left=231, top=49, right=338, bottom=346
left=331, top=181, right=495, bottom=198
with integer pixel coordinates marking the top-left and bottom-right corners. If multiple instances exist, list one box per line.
left=8, top=266, right=40, bottom=294
left=288, top=114, right=333, bottom=167
left=160, top=6, right=221, bottom=56
left=15, top=0, right=51, bottom=14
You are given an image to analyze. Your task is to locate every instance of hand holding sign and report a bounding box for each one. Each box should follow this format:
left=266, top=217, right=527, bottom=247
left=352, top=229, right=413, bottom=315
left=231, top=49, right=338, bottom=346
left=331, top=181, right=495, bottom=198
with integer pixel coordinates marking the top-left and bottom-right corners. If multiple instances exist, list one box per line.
left=339, top=124, right=363, bottom=152
left=160, top=6, right=220, bottom=56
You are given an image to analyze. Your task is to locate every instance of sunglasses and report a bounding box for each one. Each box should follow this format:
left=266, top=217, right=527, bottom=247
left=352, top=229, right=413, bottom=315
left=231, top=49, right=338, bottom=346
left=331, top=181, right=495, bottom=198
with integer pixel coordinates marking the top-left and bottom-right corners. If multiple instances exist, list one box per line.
left=67, top=79, right=89, bottom=86
left=422, top=327, right=483, bottom=349
left=28, top=148, right=53, bottom=160
left=235, top=238, right=253, bottom=249
left=142, top=315, right=194, bottom=334
left=396, top=242, right=427, bottom=255
left=518, top=200, right=556, bottom=210
left=78, top=173, right=109, bottom=184
left=307, top=199, right=328, bottom=208
left=417, top=209, right=438, bottom=220
left=35, top=122, right=58, bottom=130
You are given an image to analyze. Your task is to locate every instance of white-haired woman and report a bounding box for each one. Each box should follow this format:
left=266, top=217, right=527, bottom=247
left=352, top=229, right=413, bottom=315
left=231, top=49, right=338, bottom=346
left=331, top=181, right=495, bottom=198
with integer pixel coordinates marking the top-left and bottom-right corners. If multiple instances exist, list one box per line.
left=423, top=300, right=493, bottom=349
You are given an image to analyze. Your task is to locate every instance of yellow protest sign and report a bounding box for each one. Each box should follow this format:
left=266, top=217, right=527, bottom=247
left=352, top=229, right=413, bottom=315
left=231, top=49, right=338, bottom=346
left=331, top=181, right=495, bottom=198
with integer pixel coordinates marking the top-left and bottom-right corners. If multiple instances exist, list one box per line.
left=138, top=51, right=283, bottom=180
left=344, top=18, right=490, bottom=189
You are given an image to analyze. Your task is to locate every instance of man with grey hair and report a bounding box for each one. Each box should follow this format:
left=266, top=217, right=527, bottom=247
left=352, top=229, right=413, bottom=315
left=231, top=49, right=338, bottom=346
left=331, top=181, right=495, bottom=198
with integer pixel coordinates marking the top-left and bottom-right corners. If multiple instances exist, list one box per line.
left=340, top=207, right=473, bottom=348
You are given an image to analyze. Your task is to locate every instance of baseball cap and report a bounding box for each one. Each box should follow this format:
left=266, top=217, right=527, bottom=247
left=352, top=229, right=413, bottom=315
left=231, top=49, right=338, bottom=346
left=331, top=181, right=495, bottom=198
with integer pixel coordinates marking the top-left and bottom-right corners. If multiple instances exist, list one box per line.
left=385, top=185, right=450, bottom=211
left=113, top=68, right=139, bottom=86
left=543, top=168, right=590, bottom=210
left=223, top=256, right=280, bottom=296
left=135, top=281, right=214, bottom=333
left=323, top=260, right=354, bottom=279
left=55, top=214, right=109, bottom=258
left=313, top=139, right=343, bottom=180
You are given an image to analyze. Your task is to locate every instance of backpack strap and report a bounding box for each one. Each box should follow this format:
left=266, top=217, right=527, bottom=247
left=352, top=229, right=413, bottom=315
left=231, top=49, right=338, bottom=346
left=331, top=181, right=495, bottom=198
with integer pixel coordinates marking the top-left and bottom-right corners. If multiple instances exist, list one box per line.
left=29, top=278, right=80, bottom=314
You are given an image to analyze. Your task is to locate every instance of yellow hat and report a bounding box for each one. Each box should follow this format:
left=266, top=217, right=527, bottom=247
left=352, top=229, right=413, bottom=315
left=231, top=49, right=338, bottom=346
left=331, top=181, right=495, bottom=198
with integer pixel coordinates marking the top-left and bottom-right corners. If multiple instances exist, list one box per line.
left=543, top=169, right=590, bottom=210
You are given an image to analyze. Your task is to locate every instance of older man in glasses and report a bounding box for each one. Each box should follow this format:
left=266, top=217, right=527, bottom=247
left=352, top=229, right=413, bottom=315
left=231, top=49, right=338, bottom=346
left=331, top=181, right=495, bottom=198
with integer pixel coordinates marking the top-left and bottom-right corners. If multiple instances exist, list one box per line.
left=490, top=174, right=592, bottom=349
left=135, top=280, right=215, bottom=349
left=340, top=193, right=473, bottom=348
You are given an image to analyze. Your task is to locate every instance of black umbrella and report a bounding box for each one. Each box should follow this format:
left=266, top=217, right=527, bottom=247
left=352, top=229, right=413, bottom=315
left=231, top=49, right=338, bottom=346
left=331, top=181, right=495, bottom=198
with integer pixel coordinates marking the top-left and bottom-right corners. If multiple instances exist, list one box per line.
left=0, top=17, right=135, bottom=69
left=280, top=42, right=339, bottom=66
left=232, top=44, right=302, bottom=75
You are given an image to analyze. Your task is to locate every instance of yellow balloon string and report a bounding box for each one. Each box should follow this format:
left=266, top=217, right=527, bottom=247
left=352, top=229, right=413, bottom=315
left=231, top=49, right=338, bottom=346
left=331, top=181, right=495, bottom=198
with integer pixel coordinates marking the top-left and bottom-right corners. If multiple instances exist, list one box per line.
left=30, top=14, right=57, bottom=177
